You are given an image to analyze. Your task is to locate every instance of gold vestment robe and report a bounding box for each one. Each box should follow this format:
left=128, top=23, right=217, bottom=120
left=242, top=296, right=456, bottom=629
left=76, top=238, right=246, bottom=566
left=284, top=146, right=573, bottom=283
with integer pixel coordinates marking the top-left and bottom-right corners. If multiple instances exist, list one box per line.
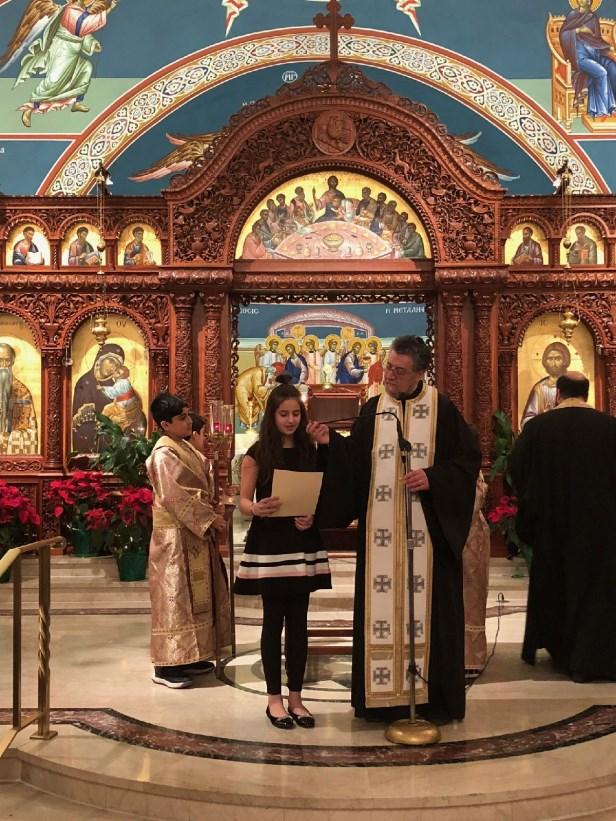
left=146, top=436, right=231, bottom=666
left=462, top=473, right=490, bottom=670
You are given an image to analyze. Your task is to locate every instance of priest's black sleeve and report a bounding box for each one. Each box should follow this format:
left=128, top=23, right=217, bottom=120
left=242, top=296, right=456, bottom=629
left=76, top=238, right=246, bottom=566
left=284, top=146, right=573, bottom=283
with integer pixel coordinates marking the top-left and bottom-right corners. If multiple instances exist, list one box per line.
left=314, top=397, right=378, bottom=530
left=422, top=395, right=481, bottom=559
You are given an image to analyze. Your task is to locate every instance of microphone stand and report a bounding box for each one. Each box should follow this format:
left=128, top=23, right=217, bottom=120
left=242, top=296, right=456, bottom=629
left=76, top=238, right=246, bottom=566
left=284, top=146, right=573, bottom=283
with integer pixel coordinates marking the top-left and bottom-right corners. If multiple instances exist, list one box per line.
left=317, top=403, right=440, bottom=745
left=385, top=404, right=440, bottom=746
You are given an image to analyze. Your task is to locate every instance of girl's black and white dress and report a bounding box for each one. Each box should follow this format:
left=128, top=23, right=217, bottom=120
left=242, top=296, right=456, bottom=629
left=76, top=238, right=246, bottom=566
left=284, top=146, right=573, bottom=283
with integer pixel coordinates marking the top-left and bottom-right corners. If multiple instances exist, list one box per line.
left=234, top=444, right=331, bottom=596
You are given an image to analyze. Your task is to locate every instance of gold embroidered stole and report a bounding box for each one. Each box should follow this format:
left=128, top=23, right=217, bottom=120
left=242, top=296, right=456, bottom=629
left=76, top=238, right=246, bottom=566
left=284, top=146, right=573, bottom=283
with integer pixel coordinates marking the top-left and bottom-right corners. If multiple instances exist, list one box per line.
left=151, top=435, right=212, bottom=615
left=364, top=385, right=437, bottom=708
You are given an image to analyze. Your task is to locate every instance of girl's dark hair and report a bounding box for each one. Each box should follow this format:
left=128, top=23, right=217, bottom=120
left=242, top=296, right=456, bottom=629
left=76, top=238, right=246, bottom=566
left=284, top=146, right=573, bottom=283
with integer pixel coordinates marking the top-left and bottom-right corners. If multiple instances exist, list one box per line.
left=254, top=373, right=315, bottom=481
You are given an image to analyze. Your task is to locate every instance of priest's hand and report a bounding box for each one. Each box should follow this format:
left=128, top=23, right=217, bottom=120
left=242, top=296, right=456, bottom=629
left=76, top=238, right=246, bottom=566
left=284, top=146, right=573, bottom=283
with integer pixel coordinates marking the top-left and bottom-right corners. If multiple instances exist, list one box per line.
left=403, top=469, right=430, bottom=492
left=306, top=421, right=330, bottom=445
left=252, top=496, right=281, bottom=516
left=210, top=515, right=227, bottom=534
left=294, top=515, right=313, bottom=531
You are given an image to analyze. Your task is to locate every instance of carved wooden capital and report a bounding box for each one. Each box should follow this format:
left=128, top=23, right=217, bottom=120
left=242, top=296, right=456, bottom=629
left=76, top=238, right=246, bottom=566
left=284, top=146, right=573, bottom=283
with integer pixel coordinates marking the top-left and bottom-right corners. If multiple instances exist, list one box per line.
left=41, top=347, right=66, bottom=368
left=200, top=292, right=225, bottom=318
left=471, top=290, right=496, bottom=312
left=172, top=292, right=196, bottom=314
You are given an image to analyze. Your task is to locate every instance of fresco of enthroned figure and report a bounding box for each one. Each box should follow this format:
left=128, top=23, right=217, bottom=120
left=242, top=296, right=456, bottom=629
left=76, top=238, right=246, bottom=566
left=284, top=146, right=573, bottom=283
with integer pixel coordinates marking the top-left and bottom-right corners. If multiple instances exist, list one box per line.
left=236, top=172, right=431, bottom=261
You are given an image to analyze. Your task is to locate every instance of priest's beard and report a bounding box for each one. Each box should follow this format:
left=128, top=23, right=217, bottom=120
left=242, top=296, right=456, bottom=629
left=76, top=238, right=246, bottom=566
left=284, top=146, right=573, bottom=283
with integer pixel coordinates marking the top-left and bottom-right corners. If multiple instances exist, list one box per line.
left=0, top=368, right=13, bottom=434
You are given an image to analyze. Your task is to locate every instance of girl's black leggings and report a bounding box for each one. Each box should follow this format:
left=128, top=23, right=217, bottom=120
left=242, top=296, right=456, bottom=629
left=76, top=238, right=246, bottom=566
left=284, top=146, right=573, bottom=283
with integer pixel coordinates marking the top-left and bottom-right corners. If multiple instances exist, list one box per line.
left=261, top=593, right=310, bottom=694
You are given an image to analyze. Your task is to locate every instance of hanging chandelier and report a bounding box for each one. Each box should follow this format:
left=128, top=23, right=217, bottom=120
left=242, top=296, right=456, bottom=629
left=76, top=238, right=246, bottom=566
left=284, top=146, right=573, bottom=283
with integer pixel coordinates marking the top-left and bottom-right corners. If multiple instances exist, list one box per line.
left=91, top=162, right=112, bottom=348
left=555, top=158, right=580, bottom=342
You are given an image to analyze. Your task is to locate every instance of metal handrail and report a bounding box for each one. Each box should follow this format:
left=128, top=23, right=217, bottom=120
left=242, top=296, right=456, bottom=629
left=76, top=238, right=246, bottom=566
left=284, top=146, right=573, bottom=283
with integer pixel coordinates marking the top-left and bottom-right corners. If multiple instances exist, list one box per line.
left=0, top=535, right=65, bottom=758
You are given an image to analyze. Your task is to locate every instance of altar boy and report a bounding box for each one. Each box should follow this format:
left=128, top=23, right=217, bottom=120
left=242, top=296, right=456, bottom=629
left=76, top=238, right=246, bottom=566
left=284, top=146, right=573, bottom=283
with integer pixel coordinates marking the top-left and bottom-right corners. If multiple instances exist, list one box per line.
left=146, top=393, right=231, bottom=688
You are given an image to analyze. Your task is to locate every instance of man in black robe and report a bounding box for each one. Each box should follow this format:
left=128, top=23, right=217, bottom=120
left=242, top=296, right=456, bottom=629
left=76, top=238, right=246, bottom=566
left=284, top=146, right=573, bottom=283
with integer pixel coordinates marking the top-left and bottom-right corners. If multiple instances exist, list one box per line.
left=510, top=371, right=616, bottom=682
left=310, top=335, right=480, bottom=723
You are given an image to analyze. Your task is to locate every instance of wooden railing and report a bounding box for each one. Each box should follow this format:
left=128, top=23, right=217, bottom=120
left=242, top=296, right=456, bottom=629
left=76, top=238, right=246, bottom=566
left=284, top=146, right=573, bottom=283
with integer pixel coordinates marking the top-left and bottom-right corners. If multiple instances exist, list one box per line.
left=0, top=536, right=65, bottom=758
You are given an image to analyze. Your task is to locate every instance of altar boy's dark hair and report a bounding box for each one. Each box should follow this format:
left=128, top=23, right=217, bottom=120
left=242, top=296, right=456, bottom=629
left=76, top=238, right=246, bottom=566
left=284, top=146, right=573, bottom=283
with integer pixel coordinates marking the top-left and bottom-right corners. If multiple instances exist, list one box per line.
left=253, top=373, right=315, bottom=481
left=150, top=392, right=187, bottom=427
left=189, top=412, right=206, bottom=434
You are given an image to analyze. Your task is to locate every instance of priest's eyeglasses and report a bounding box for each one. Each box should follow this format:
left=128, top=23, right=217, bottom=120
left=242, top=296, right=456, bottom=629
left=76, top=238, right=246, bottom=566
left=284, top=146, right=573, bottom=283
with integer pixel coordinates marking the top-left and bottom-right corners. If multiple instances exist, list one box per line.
left=384, top=363, right=414, bottom=377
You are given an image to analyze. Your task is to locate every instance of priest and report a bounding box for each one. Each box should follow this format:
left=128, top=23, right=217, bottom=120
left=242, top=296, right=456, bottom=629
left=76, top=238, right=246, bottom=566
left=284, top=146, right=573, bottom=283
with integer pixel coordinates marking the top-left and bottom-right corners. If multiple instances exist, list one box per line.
left=510, top=372, right=616, bottom=682
left=309, top=335, right=480, bottom=723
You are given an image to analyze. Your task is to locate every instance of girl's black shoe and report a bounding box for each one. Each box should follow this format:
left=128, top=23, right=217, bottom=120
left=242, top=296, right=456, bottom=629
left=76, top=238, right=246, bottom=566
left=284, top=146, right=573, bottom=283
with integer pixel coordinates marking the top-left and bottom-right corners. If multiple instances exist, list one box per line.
left=266, top=706, right=294, bottom=729
left=288, top=708, right=315, bottom=728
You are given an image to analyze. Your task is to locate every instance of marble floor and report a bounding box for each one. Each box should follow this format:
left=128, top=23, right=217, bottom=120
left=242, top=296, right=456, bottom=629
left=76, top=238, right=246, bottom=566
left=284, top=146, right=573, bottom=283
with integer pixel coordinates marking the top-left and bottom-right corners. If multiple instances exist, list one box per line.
left=1, top=557, right=616, bottom=820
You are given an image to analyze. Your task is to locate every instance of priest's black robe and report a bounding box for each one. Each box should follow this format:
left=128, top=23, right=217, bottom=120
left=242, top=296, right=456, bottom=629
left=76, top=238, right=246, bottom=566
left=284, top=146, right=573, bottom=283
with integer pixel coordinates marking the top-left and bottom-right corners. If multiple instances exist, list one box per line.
left=510, top=404, right=616, bottom=680
left=317, top=385, right=481, bottom=721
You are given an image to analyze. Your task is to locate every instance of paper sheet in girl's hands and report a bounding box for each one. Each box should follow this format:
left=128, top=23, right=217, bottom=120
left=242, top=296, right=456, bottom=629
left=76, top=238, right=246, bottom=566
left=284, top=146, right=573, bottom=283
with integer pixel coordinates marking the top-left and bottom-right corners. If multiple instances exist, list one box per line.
left=270, top=469, right=324, bottom=517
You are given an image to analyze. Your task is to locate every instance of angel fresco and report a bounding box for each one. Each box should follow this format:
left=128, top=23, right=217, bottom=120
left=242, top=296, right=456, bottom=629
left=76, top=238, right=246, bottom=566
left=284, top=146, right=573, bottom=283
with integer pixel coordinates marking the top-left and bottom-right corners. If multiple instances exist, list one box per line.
left=129, top=132, right=218, bottom=183
left=0, top=0, right=118, bottom=128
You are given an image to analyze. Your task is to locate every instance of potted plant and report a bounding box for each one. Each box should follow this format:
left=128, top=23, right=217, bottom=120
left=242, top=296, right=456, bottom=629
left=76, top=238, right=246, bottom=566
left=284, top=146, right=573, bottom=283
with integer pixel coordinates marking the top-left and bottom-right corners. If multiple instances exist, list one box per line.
left=90, top=414, right=158, bottom=580
left=487, top=494, right=532, bottom=574
left=488, top=410, right=532, bottom=574
left=113, top=485, right=153, bottom=581
left=47, top=470, right=115, bottom=556
left=0, top=480, right=41, bottom=583
left=91, top=413, right=159, bottom=487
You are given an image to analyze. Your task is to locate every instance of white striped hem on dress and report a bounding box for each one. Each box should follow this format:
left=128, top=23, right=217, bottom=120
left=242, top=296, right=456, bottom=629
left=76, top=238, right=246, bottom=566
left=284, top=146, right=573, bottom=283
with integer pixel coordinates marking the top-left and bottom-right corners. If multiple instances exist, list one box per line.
left=237, top=550, right=330, bottom=580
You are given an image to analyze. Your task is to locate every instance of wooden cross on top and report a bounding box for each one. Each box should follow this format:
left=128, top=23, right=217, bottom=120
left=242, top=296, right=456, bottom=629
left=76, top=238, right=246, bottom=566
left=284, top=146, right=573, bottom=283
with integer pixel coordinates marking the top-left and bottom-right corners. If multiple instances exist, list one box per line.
left=314, top=0, right=354, bottom=65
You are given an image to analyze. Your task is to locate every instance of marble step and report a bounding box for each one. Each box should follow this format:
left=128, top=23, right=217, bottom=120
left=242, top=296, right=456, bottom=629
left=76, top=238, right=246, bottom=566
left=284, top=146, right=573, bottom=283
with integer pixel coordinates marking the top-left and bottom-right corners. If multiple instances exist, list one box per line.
left=0, top=781, right=130, bottom=821
left=1, top=556, right=525, bottom=613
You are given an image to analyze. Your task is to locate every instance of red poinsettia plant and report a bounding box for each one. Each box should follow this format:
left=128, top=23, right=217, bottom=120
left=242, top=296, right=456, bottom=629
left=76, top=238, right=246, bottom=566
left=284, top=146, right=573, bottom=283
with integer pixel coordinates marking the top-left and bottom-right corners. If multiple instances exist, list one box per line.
left=114, top=486, right=153, bottom=555
left=487, top=494, right=532, bottom=569
left=47, top=470, right=115, bottom=554
left=0, top=480, right=41, bottom=557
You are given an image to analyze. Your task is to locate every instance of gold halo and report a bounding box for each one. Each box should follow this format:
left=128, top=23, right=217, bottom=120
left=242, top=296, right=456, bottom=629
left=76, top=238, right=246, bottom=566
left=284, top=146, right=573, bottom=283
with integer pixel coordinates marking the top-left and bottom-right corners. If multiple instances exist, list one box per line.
left=347, top=338, right=366, bottom=357
left=569, top=0, right=602, bottom=11
left=264, top=334, right=282, bottom=351
left=324, top=333, right=341, bottom=350
left=365, top=336, right=383, bottom=352
left=282, top=338, right=299, bottom=354
left=302, top=334, right=320, bottom=352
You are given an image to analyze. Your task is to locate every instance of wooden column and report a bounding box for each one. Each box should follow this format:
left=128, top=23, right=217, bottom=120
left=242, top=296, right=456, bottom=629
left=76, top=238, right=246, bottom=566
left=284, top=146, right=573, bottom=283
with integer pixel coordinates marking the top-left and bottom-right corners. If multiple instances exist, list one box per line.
left=201, top=293, right=225, bottom=406
left=42, top=348, right=64, bottom=470
left=472, top=291, right=496, bottom=463
left=498, top=349, right=515, bottom=422
left=441, top=291, right=465, bottom=413
left=172, top=293, right=195, bottom=406
left=150, top=348, right=169, bottom=398
left=604, top=349, right=616, bottom=417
